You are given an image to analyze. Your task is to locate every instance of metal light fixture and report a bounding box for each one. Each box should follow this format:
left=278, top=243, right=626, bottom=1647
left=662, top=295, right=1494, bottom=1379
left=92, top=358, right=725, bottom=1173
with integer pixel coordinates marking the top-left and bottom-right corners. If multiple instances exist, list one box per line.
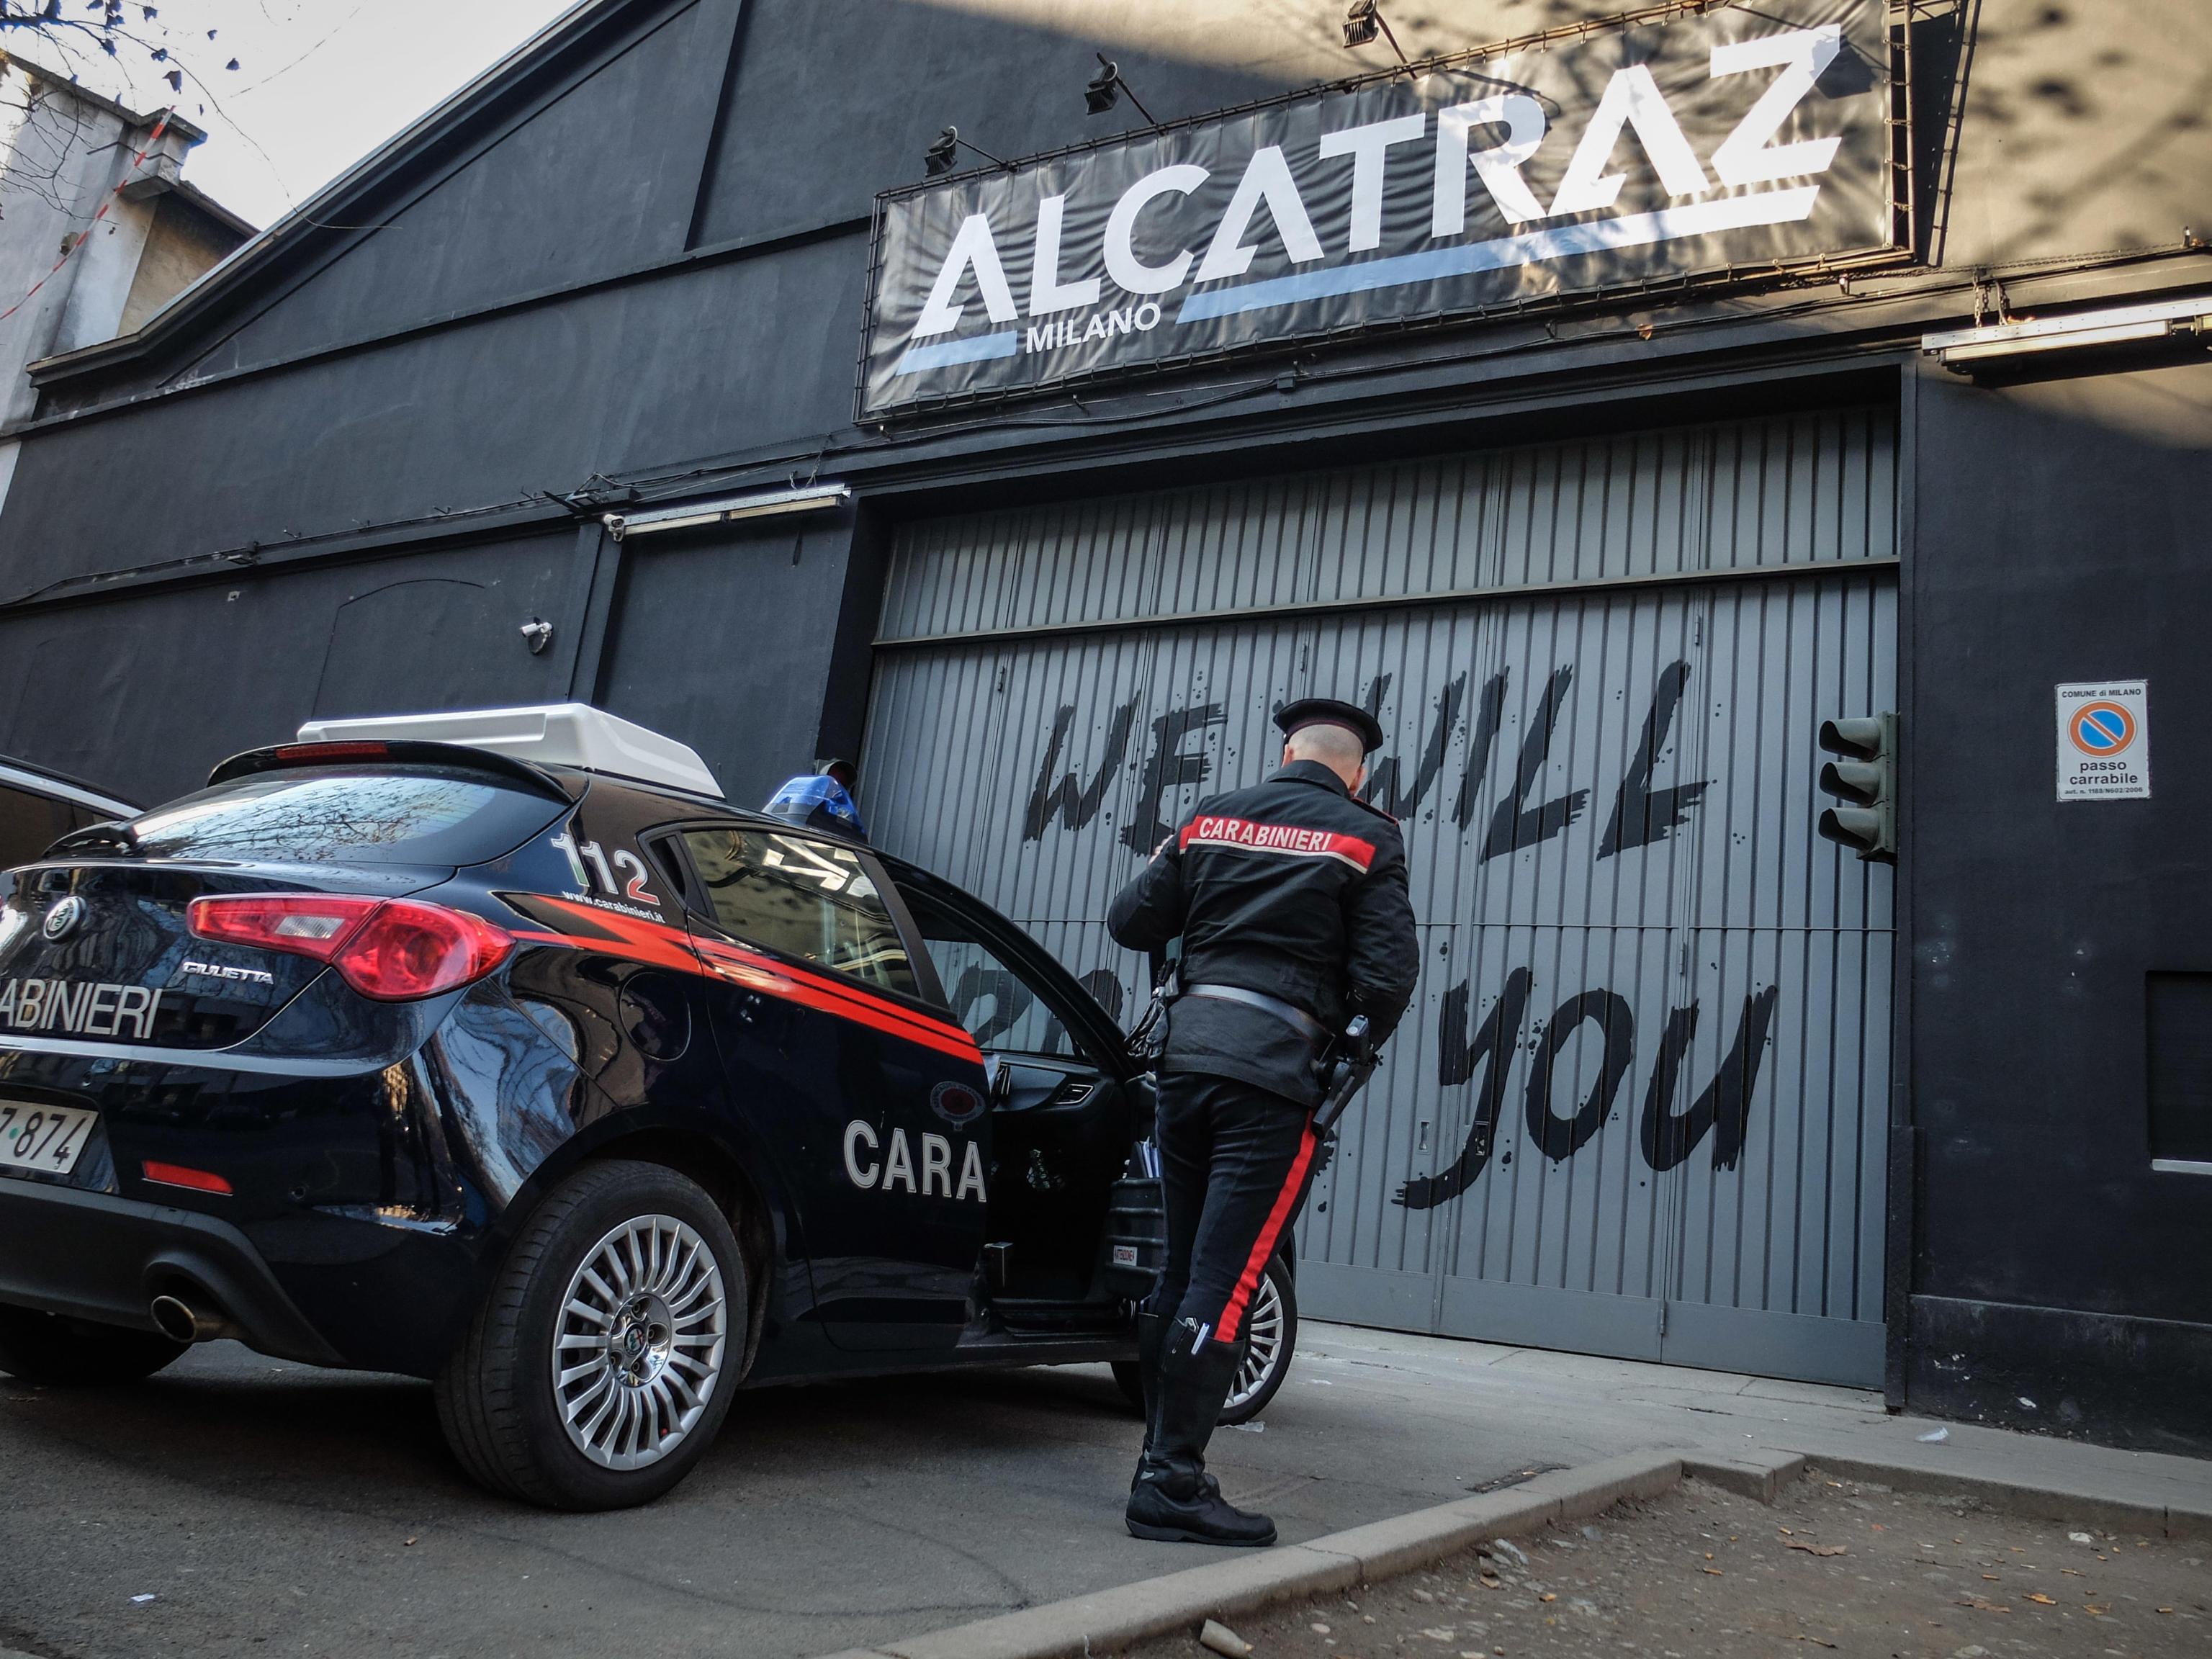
left=1343, top=1, right=1408, bottom=65
left=1084, top=53, right=1158, bottom=124
left=603, top=483, right=853, bottom=542
left=1922, top=295, right=2212, bottom=374
left=922, top=125, right=1010, bottom=179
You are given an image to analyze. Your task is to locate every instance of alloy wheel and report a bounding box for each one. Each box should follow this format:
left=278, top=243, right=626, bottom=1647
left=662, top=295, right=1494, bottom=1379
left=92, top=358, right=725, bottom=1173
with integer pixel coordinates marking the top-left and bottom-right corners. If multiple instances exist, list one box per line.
left=1223, top=1271, right=1284, bottom=1416
left=551, top=1213, right=727, bottom=1470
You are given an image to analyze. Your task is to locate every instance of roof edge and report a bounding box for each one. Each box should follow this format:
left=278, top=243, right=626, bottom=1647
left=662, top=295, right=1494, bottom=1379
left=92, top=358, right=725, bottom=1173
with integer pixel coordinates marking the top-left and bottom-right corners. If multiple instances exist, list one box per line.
left=0, top=48, right=210, bottom=145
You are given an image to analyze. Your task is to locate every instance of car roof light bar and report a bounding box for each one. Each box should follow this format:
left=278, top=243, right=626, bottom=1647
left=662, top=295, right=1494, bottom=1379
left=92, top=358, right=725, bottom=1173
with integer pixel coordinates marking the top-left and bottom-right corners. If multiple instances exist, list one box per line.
left=293, top=703, right=724, bottom=799
left=603, top=482, right=851, bottom=541
left=1923, top=294, right=2212, bottom=373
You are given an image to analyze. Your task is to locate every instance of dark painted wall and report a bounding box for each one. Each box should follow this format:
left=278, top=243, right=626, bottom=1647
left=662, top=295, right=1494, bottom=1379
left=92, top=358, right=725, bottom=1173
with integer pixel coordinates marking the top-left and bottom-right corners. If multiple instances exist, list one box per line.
left=1908, top=356, right=2212, bottom=1450
left=0, top=530, right=583, bottom=801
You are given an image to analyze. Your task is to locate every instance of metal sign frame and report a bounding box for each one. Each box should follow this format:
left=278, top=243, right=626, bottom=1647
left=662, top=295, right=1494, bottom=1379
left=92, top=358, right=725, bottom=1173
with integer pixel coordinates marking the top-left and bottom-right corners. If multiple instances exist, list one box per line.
left=855, top=0, right=1917, bottom=424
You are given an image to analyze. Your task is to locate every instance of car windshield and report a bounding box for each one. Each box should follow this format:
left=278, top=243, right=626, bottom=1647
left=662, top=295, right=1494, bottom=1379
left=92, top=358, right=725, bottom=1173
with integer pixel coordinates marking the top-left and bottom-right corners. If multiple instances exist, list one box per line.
left=124, top=765, right=565, bottom=866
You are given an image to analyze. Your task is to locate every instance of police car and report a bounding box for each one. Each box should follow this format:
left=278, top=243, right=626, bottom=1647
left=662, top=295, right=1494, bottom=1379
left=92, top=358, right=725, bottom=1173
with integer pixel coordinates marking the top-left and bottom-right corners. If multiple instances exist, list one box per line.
left=0, top=706, right=1298, bottom=1509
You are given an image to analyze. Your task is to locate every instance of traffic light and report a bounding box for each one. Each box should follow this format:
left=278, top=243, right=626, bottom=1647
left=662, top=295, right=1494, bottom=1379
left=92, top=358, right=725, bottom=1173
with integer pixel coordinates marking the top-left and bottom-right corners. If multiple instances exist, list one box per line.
left=1817, top=713, right=1897, bottom=862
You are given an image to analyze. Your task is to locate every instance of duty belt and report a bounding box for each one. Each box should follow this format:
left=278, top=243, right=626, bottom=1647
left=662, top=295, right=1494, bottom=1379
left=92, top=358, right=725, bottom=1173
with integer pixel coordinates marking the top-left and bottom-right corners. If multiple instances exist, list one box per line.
left=1180, top=981, right=1330, bottom=1045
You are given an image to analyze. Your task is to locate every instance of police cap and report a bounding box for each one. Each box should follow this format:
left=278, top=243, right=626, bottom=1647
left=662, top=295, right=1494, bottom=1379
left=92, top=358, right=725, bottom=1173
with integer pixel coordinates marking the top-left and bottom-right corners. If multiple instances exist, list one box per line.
left=1274, top=697, right=1385, bottom=755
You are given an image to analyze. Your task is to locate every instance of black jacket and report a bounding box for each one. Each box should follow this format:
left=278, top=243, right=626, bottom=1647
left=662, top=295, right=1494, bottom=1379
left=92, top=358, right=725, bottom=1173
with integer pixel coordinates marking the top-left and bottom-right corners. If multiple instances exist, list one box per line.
left=1107, top=760, right=1420, bottom=1105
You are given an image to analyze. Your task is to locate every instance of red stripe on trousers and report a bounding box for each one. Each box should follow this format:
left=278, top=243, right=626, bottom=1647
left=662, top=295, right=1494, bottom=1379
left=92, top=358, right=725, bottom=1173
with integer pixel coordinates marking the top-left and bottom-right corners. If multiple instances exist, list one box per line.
left=1216, top=1123, right=1317, bottom=1344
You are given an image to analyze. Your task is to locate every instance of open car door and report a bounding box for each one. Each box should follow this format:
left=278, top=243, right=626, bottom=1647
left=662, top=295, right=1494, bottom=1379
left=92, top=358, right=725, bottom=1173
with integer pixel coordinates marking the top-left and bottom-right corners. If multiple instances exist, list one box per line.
left=886, top=868, right=1146, bottom=1332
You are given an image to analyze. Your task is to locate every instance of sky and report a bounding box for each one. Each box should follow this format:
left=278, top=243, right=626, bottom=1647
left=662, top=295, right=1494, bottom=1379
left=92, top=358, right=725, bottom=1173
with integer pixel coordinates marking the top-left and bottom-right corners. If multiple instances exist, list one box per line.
left=11, top=0, right=583, bottom=230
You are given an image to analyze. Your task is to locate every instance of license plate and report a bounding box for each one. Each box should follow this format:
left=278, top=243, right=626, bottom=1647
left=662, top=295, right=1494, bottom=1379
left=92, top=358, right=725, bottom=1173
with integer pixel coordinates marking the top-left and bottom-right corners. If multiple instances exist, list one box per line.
left=0, top=1100, right=98, bottom=1177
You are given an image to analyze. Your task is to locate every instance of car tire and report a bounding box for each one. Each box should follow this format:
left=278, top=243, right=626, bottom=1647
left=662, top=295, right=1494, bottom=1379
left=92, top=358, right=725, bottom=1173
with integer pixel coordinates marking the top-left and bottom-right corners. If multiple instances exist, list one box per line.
left=1218, top=1254, right=1296, bottom=1426
left=0, top=1305, right=189, bottom=1385
left=434, top=1159, right=745, bottom=1511
left=1107, top=1255, right=1299, bottom=1425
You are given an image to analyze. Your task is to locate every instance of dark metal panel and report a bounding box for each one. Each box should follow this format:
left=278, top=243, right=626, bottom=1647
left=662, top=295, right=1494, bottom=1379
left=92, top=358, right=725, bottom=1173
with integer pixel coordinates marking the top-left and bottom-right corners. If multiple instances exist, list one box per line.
left=878, top=413, right=1895, bottom=642
left=863, top=410, right=1898, bottom=1385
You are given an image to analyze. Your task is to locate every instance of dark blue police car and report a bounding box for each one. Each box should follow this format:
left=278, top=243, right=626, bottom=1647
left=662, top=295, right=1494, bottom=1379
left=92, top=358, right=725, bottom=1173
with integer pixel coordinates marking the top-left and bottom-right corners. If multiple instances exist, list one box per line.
left=0, top=706, right=1296, bottom=1509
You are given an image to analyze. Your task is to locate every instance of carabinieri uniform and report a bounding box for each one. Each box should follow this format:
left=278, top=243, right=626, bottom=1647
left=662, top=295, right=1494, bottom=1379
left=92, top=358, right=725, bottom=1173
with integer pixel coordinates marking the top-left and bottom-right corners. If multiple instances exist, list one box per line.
left=1107, top=697, right=1419, bottom=1547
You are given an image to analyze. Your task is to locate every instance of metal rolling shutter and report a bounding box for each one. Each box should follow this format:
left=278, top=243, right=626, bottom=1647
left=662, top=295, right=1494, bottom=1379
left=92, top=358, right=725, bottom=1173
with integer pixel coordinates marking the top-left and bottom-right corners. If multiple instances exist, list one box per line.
left=861, top=410, right=1898, bottom=1387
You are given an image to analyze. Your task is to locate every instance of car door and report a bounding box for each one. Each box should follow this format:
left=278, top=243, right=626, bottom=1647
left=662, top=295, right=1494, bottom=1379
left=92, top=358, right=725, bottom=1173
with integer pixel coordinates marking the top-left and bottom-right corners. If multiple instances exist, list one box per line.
left=888, top=873, right=1143, bottom=1316
left=667, top=823, right=992, bottom=1352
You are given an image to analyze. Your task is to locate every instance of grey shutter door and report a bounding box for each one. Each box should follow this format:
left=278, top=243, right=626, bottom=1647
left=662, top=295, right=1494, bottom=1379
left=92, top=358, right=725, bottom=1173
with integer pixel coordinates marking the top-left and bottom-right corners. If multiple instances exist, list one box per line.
left=863, top=411, right=1897, bottom=1387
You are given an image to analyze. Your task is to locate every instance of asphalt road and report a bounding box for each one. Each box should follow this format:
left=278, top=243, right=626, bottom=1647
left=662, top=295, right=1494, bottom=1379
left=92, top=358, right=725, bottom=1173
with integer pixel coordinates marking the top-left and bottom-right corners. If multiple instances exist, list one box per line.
left=0, top=1331, right=1562, bottom=1659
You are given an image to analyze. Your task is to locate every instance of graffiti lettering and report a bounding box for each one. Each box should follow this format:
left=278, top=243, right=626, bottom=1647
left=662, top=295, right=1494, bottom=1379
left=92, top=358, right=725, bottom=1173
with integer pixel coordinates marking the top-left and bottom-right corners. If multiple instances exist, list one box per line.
left=1399, top=967, right=1533, bottom=1209
left=1640, top=988, right=1781, bottom=1172
left=1119, top=703, right=1226, bottom=853
left=1362, top=673, right=1467, bottom=820
left=1450, top=671, right=1511, bottom=831
left=1524, top=989, right=1636, bottom=1161
left=1025, top=698, right=1140, bottom=840
left=1401, top=968, right=1779, bottom=1206
left=1480, top=666, right=1589, bottom=861
left=1025, top=661, right=1707, bottom=867
left=1599, top=661, right=1708, bottom=858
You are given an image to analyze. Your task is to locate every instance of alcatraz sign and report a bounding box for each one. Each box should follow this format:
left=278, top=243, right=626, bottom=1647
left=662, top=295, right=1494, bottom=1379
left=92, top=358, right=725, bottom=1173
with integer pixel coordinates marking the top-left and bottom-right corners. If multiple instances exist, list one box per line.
left=859, top=0, right=1897, bottom=418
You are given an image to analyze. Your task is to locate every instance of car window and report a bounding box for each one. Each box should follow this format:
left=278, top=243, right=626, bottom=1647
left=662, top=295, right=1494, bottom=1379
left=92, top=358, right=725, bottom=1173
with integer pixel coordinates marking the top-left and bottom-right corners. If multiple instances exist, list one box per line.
left=125, top=766, right=564, bottom=866
left=899, top=890, right=1078, bottom=1058
left=680, top=828, right=917, bottom=997
left=0, top=783, right=81, bottom=869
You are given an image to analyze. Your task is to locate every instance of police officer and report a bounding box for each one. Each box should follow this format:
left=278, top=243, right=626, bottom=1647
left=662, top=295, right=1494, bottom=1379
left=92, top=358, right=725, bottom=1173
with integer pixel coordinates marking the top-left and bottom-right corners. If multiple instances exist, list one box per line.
left=762, top=757, right=867, bottom=841
left=1107, top=697, right=1419, bottom=1547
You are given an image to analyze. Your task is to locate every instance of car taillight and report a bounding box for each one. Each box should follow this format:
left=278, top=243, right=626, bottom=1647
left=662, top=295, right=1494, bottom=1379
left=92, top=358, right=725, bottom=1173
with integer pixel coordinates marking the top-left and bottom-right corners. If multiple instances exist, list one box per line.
left=186, top=894, right=513, bottom=1001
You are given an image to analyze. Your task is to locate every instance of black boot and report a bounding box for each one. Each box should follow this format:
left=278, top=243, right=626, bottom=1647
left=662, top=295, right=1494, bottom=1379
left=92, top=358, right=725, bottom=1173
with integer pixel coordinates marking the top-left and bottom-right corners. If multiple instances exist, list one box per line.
left=1131, top=1310, right=1166, bottom=1479
left=1125, top=1325, right=1275, bottom=1547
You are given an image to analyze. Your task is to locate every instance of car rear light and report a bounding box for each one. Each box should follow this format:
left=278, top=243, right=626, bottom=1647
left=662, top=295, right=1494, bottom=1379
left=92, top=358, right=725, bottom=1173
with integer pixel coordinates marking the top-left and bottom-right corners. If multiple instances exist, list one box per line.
left=186, top=894, right=513, bottom=1001
left=142, top=1160, right=232, bottom=1195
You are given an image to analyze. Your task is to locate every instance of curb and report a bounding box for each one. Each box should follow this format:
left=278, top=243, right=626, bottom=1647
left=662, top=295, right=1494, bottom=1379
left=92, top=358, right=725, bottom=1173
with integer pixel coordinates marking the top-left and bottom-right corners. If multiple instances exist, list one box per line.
left=812, top=1439, right=2206, bottom=1659
left=815, top=1449, right=1687, bottom=1659
left=1806, top=1452, right=2212, bottom=1542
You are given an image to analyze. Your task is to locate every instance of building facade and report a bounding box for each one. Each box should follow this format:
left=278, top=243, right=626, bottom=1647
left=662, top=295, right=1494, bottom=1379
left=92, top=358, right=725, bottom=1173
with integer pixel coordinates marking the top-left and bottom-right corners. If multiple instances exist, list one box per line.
left=0, top=54, right=251, bottom=432
left=0, top=0, right=2206, bottom=1451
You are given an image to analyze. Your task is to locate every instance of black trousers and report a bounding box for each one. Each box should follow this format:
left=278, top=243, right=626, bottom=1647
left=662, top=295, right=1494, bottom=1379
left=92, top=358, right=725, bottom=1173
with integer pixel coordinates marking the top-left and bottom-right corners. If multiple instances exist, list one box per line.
left=1149, top=1070, right=1318, bottom=1352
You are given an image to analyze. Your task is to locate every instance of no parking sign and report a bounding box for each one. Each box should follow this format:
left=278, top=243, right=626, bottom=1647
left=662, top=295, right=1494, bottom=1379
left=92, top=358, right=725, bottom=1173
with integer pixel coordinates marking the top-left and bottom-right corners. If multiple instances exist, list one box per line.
left=2056, top=680, right=2150, bottom=801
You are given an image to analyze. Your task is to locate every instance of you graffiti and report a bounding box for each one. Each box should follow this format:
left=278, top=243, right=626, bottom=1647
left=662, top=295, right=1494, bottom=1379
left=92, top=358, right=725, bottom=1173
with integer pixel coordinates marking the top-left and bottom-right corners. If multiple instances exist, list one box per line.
left=1400, top=969, right=1780, bottom=1211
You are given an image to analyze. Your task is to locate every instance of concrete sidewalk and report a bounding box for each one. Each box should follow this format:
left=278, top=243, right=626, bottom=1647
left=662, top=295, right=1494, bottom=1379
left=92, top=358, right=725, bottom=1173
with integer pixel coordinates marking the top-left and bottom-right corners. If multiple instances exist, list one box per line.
left=816, top=1324, right=2212, bottom=1659
left=1292, top=1320, right=2212, bottom=1531
left=5, top=1322, right=2205, bottom=1659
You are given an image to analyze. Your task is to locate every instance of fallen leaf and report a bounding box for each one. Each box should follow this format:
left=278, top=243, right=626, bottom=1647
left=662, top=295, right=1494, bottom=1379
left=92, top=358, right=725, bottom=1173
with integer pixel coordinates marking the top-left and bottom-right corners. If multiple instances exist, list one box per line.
left=2026, top=1593, right=2056, bottom=1606
left=1982, top=1574, right=2000, bottom=1581
left=1538, top=1593, right=1557, bottom=1603
left=2061, top=1568, right=2083, bottom=1576
left=1786, top=1541, right=1848, bottom=1557
left=2085, top=1605, right=2107, bottom=1615
left=1701, top=1568, right=1724, bottom=1576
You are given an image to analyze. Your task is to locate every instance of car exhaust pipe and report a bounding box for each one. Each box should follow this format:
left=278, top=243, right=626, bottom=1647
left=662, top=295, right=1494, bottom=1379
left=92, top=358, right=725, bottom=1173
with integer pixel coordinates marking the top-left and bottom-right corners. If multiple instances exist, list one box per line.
left=150, top=1293, right=235, bottom=1344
